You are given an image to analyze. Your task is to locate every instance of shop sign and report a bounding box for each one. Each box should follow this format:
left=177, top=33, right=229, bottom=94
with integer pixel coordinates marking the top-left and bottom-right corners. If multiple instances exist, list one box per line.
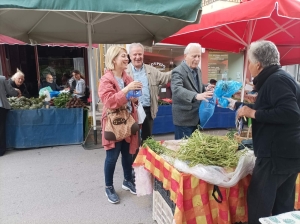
left=208, top=52, right=228, bottom=80
left=150, top=62, right=166, bottom=71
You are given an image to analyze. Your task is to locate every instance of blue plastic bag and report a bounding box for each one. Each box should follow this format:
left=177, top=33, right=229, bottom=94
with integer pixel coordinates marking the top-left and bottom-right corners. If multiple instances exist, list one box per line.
left=214, top=80, right=242, bottom=107
left=199, top=94, right=217, bottom=128
left=49, top=91, right=60, bottom=98
left=126, top=90, right=142, bottom=100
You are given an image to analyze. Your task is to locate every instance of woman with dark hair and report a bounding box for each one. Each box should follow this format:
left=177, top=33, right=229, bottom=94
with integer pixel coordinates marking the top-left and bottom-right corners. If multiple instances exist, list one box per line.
left=68, top=70, right=86, bottom=99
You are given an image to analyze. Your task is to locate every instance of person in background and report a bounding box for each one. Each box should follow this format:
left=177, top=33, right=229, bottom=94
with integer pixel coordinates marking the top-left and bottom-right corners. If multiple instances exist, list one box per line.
left=227, top=40, right=300, bottom=224
left=61, top=72, right=71, bottom=89
left=98, top=45, right=142, bottom=204
left=210, top=79, right=217, bottom=86
left=0, top=76, right=20, bottom=156
left=171, top=43, right=214, bottom=140
left=8, top=69, right=30, bottom=98
left=126, top=43, right=172, bottom=144
left=42, top=60, right=56, bottom=83
left=70, top=70, right=85, bottom=99
left=41, top=74, right=60, bottom=91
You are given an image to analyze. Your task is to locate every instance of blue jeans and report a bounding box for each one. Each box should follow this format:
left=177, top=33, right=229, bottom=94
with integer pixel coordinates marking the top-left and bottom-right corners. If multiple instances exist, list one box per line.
left=174, top=125, right=198, bottom=140
left=104, top=140, right=133, bottom=187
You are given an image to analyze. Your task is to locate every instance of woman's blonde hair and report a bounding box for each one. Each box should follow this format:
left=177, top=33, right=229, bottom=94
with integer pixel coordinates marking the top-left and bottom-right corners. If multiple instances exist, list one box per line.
left=11, top=68, right=25, bottom=81
left=105, top=45, right=127, bottom=70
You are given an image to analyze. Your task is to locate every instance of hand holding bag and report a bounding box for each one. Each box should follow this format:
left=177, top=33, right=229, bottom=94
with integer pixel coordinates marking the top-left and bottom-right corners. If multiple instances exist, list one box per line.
left=104, top=105, right=139, bottom=141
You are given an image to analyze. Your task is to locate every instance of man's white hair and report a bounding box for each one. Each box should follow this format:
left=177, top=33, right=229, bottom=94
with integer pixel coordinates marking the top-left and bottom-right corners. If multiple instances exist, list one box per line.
left=128, top=43, right=144, bottom=54
left=184, top=43, right=202, bottom=55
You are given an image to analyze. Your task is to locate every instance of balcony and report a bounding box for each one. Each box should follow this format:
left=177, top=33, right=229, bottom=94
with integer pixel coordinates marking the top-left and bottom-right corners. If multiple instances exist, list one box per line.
left=202, top=0, right=241, bottom=14
left=202, top=0, right=241, bottom=7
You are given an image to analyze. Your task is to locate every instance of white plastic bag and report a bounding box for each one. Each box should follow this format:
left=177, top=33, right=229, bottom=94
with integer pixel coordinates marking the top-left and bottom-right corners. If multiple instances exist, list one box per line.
left=259, top=211, right=300, bottom=224
left=162, top=149, right=256, bottom=188
left=134, top=166, right=153, bottom=196
left=137, top=103, right=146, bottom=124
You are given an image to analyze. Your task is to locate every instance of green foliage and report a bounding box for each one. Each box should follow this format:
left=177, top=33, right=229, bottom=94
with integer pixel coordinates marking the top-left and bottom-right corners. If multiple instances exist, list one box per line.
left=53, top=92, right=72, bottom=108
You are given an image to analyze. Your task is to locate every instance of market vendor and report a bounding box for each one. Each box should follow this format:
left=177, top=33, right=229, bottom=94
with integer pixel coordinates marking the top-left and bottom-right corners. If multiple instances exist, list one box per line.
left=227, top=40, right=300, bottom=224
left=73, top=70, right=85, bottom=98
left=0, top=76, right=21, bottom=156
left=8, top=69, right=30, bottom=98
left=41, top=74, right=60, bottom=91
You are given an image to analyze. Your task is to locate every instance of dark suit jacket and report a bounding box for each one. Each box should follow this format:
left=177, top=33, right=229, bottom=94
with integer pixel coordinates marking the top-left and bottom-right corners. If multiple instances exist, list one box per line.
left=0, top=76, right=18, bottom=109
left=171, top=61, right=205, bottom=126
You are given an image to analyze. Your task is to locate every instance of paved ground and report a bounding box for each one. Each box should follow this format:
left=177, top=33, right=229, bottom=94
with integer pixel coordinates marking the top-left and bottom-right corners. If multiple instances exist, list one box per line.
left=0, top=130, right=229, bottom=224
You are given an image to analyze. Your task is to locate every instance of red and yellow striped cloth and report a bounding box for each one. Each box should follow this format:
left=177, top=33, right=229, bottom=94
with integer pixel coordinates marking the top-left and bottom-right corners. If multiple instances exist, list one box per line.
left=133, top=146, right=300, bottom=224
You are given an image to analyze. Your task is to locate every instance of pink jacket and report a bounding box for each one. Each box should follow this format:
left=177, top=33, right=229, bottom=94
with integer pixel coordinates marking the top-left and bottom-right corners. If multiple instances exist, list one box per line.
left=98, top=70, right=138, bottom=154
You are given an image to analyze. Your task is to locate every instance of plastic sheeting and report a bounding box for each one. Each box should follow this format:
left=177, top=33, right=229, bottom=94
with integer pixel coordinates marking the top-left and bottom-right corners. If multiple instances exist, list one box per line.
left=6, top=108, right=83, bottom=148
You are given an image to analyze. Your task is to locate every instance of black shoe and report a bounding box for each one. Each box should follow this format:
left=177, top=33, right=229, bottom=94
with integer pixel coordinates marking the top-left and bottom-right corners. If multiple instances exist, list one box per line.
left=122, top=179, right=136, bottom=195
left=105, top=186, right=120, bottom=204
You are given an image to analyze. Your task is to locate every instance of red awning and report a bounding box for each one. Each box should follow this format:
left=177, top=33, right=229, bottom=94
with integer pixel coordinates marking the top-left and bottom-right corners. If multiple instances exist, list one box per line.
left=161, top=0, right=300, bottom=65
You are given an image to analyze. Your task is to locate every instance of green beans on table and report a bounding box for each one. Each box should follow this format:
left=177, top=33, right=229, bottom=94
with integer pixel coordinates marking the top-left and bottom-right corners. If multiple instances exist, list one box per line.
left=176, top=130, right=241, bottom=168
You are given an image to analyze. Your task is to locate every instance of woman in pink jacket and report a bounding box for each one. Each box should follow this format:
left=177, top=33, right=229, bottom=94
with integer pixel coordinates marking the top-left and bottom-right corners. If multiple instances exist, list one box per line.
left=98, top=46, right=142, bottom=204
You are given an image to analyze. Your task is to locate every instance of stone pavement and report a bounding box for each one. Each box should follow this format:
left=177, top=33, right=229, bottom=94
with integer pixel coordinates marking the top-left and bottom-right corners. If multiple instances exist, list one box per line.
left=0, top=130, right=229, bottom=224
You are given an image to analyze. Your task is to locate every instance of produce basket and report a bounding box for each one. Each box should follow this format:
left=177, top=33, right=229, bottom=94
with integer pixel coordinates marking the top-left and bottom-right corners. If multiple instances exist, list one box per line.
left=234, top=129, right=252, bottom=143
left=153, top=190, right=174, bottom=224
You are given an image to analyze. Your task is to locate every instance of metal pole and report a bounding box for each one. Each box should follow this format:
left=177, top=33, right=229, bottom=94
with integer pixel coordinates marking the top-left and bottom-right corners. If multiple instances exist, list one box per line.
left=87, top=23, right=97, bottom=144
left=240, top=47, right=249, bottom=103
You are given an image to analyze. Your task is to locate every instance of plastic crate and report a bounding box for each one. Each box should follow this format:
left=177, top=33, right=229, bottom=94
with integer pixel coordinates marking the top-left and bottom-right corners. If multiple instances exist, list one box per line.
left=153, top=190, right=174, bottom=224
left=154, top=178, right=176, bottom=214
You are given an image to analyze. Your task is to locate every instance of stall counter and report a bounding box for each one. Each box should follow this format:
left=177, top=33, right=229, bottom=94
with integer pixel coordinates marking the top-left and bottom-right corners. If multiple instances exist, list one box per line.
left=152, top=105, right=236, bottom=135
left=133, top=146, right=300, bottom=224
left=6, top=108, right=84, bottom=148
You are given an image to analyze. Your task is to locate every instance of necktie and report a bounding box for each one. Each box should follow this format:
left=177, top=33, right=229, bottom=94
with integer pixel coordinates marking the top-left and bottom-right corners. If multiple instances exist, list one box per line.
left=192, top=70, right=199, bottom=91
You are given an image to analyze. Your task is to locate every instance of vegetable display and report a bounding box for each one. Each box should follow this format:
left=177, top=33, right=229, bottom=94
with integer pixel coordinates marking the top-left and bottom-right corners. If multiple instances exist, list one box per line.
left=176, top=130, right=241, bottom=168
left=143, top=137, right=169, bottom=155
left=8, top=96, right=46, bottom=110
left=53, top=93, right=72, bottom=108
left=66, top=97, right=88, bottom=109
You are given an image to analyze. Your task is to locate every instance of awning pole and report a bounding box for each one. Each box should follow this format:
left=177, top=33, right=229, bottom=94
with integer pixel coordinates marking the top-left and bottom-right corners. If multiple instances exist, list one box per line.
left=87, top=23, right=97, bottom=144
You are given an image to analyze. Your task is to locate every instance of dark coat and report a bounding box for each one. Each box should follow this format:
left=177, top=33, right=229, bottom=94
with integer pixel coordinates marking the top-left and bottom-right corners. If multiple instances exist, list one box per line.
left=8, top=79, right=30, bottom=98
left=171, top=61, right=205, bottom=126
left=246, top=69, right=300, bottom=173
left=41, top=81, right=60, bottom=91
left=0, top=76, right=18, bottom=109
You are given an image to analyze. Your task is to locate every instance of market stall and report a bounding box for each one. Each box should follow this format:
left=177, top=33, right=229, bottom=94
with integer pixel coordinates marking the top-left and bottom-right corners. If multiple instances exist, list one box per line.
left=152, top=105, right=235, bottom=134
left=6, top=93, right=88, bottom=149
left=134, top=146, right=300, bottom=224
left=133, top=131, right=300, bottom=224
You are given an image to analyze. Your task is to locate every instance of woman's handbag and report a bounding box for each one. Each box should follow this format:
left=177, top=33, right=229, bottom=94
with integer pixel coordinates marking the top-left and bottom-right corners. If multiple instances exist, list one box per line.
left=104, top=106, right=139, bottom=141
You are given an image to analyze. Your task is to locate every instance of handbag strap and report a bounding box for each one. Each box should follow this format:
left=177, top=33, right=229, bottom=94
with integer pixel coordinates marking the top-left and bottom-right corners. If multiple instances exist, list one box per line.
left=107, top=106, right=127, bottom=115
left=106, top=106, right=131, bottom=122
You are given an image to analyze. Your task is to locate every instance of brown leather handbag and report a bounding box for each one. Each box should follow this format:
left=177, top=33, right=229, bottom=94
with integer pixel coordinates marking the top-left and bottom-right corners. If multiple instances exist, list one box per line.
left=104, top=105, right=139, bottom=141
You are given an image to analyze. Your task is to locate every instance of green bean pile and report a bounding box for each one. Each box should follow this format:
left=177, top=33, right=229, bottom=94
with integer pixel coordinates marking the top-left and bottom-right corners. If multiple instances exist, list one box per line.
left=176, top=130, right=240, bottom=168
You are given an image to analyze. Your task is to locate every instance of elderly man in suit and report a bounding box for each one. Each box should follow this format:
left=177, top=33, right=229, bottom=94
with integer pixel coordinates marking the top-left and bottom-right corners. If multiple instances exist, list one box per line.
left=0, top=76, right=20, bottom=156
left=171, top=43, right=214, bottom=140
